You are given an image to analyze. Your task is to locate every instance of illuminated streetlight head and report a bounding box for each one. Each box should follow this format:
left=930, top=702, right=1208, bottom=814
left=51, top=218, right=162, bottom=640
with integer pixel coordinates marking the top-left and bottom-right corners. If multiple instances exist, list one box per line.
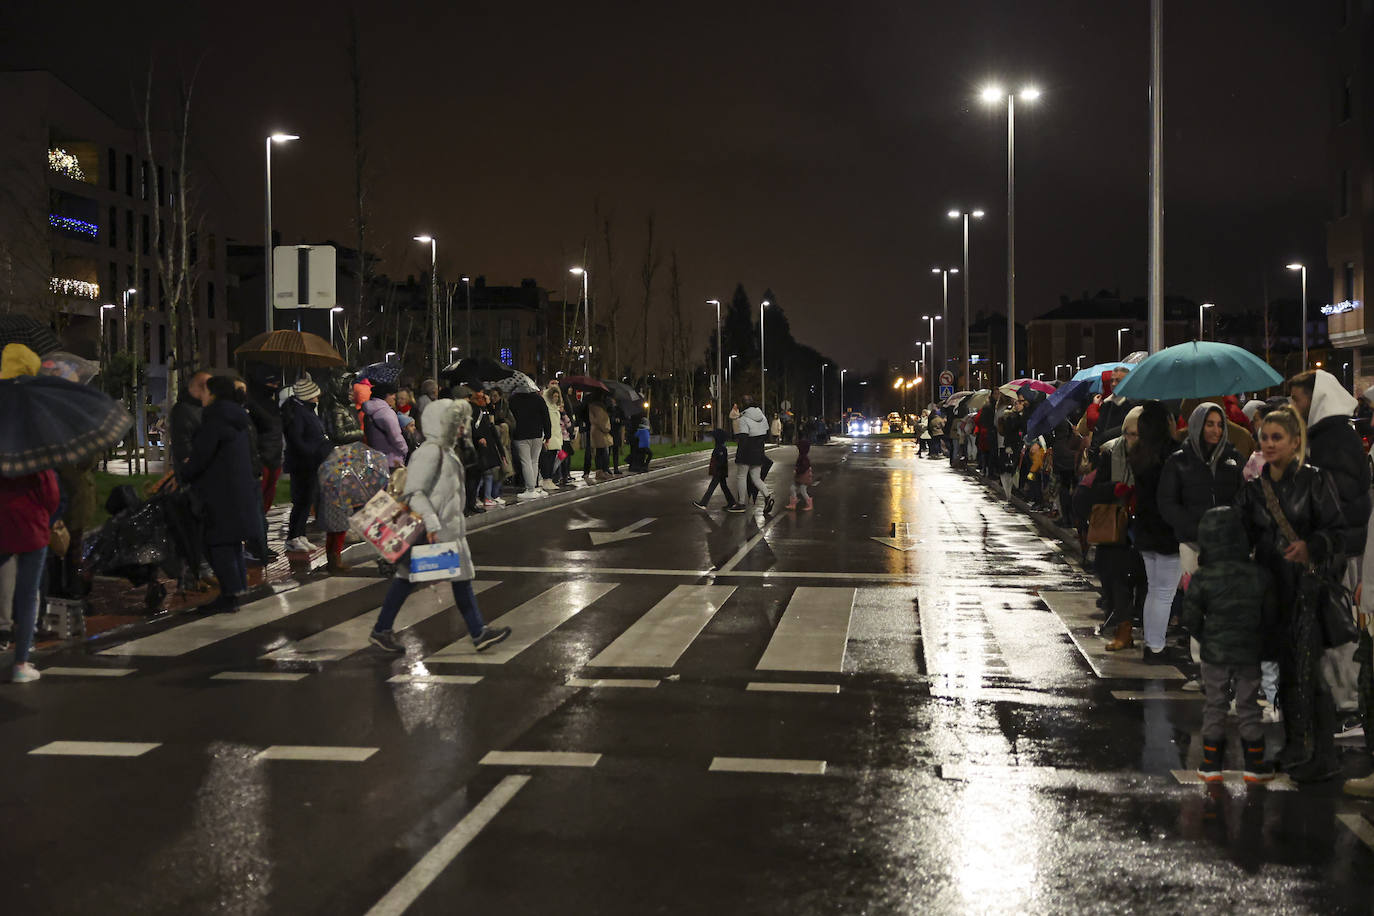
left=269, top=133, right=299, bottom=143
left=707, top=298, right=720, bottom=306
left=980, top=86, right=1004, bottom=103
left=972, top=210, right=985, bottom=218
left=569, top=267, right=586, bottom=276
left=1286, top=263, right=1303, bottom=271
left=906, top=379, right=918, bottom=389
left=1020, top=87, right=1041, bottom=102
left=893, top=378, right=904, bottom=389
left=947, top=209, right=960, bottom=219
left=1201, top=302, right=1215, bottom=309
left=949, top=268, right=959, bottom=274
left=413, top=235, right=433, bottom=243
left=461, top=276, right=470, bottom=282
left=761, top=300, right=770, bottom=308
left=931, top=268, right=942, bottom=275
left=330, top=306, right=343, bottom=313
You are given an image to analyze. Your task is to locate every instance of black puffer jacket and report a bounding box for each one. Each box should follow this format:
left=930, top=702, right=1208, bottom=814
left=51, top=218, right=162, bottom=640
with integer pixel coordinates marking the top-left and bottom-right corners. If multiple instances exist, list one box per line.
left=1235, top=461, right=1360, bottom=610
left=1308, top=417, right=1371, bottom=554
left=1181, top=507, right=1277, bottom=665
left=1128, top=441, right=1180, bottom=555
left=183, top=399, right=261, bottom=545
left=1158, top=403, right=1244, bottom=544
left=246, top=383, right=284, bottom=469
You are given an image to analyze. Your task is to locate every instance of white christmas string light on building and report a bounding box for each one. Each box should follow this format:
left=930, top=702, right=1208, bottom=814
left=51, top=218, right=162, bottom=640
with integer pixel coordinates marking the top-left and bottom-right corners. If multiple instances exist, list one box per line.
left=50, top=277, right=99, bottom=299
left=48, top=148, right=85, bottom=181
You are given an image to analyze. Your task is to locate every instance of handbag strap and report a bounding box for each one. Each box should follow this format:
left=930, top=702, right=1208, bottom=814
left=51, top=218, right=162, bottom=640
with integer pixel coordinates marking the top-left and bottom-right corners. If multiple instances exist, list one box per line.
left=1259, top=473, right=1303, bottom=548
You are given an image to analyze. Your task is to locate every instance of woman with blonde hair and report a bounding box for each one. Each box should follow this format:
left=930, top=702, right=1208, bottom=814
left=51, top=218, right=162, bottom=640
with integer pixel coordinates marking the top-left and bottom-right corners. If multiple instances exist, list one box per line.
left=1235, top=406, right=1361, bottom=782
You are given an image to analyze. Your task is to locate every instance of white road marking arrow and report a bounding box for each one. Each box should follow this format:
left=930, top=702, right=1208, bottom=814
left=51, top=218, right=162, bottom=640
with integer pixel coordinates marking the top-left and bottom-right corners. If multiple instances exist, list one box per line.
left=870, top=537, right=921, bottom=552
left=589, top=518, right=656, bottom=546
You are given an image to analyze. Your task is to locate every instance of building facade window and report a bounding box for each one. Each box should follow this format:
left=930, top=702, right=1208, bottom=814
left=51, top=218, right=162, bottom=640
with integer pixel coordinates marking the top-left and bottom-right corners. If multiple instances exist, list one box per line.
left=1339, top=169, right=1350, bottom=218
left=125, top=210, right=134, bottom=252
left=158, top=324, right=167, bottom=364
left=207, top=281, right=215, bottom=319
left=124, top=154, right=133, bottom=196
left=1341, top=76, right=1353, bottom=122
left=108, top=207, right=117, bottom=248
left=139, top=161, right=148, bottom=200
left=499, top=347, right=513, bottom=366
left=141, top=214, right=150, bottom=255
left=1346, top=262, right=1357, bottom=302
left=106, top=148, right=116, bottom=191
left=142, top=269, right=151, bottom=303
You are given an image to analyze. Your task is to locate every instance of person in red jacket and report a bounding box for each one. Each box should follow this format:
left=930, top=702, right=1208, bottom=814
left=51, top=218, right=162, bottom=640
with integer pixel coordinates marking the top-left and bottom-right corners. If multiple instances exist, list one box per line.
left=1, top=469, right=60, bottom=683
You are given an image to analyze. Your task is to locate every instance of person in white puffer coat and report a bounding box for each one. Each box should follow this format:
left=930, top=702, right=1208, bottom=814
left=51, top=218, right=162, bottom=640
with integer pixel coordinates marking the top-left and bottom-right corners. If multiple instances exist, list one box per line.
left=729, top=395, right=773, bottom=515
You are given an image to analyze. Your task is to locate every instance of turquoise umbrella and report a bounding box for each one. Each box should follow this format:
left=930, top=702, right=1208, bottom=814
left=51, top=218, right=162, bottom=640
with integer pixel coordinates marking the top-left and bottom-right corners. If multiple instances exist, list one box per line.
left=1112, top=341, right=1283, bottom=401
left=1072, top=361, right=1133, bottom=393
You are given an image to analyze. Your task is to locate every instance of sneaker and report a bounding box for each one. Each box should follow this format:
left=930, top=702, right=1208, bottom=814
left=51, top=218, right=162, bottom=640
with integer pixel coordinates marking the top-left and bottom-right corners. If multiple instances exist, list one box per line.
left=726, top=503, right=747, bottom=513
left=1261, top=705, right=1283, bottom=725
left=1142, top=647, right=1171, bottom=665
left=0, top=630, right=12, bottom=652
left=10, top=662, right=41, bottom=684
left=1227, top=698, right=1238, bottom=717
left=1344, top=773, right=1374, bottom=798
left=1197, top=736, right=1225, bottom=782
left=473, top=625, right=512, bottom=652
left=1179, top=678, right=1203, bottom=693
left=532, top=488, right=549, bottom=498
left=285, top=536, right=312, bottom=553
left=368, top=630, right=404, bottom=653
left=518, top=489, right=539, bottom=500
left=1335, top=715, right=1365, bottom=739
left=483, top=499, right=498, bottom=508
left=785, top=498, right=798, bottom=510
left=692, top=500, right=708, bottom=510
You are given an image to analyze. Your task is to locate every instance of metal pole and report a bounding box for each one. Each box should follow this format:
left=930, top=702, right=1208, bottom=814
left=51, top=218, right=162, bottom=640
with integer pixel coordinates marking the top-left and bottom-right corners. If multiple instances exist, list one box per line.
left=759, top=301, right=767, bottom=411
left=940, top=271, right=949, bottom=379
left=1197, top=303, right=1203, bottom=340
left=465, top=279, right=472, bottom=357
left=821, top=363, right=827, bottom=422
left=264, top=138, right=273, bottom=335
left=962, top=215, right=971, bottom=389
left=1301, top=266, right=1308, bottom=370
left=840, top=369, right=846, bottom=432
left=583, top=272, right=591, bottom=372
left=1148, top=0, right=1165, bottom=353
left=713, top=300, right=722, bottom=430
left=429, top=239, right=439, bottom=383
left=1007, top=94, right=1016, bottom=380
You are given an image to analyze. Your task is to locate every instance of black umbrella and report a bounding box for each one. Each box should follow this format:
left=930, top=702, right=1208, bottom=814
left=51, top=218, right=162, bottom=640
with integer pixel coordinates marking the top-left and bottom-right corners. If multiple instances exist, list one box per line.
left=561, top=375, right=609, bottom=392
left=441, top=356, right=513, bottom=387
left=0, top=375, right=132, bottom=477
left=600, top=378, right=643, bottom=415
left=0, top=315, right=62, bottom=356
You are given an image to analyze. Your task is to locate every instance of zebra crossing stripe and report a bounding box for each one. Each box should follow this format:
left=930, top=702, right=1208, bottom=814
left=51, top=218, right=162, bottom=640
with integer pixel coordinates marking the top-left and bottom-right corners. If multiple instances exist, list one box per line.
left=709, top=756, right=826, bottom=776
left=755, top=587, right=856, bottom=673
left=30, top=741, right=160, bottom=757
left=261, top=581, right=498, bottom=662
left=585, top=584, right=736, bottom=669
left=99, top=577, right=374, bottom=657
left=424, top=581, right=617, bottom=664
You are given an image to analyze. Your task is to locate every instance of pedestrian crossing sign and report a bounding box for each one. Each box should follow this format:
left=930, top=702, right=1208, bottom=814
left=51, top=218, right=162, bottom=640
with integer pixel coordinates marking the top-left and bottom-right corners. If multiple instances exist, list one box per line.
left=938, top=385, right=954, bottom=401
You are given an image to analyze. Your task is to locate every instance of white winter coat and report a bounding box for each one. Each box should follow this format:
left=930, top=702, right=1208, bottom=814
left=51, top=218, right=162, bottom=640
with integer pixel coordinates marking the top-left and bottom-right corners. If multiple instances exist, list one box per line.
left=737, top=406, right=769, bottom=438
left=397, top=398, right=475, bottom=582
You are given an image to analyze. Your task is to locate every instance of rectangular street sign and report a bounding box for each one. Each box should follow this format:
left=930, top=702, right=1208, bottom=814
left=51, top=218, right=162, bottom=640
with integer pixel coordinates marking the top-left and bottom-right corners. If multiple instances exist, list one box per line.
left=273, top=245, right=337, bottom=308
left=938, top=385, right=954, bottom=400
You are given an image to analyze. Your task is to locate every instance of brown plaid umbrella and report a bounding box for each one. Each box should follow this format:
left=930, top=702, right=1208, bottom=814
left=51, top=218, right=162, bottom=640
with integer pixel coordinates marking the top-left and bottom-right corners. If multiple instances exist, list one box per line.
left=234, top=330, right=344, bottom=369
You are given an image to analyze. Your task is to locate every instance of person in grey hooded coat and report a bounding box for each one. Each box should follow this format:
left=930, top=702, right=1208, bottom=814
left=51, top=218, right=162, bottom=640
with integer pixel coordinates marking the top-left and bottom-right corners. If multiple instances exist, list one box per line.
left=368, top=398, right=511, bottom=653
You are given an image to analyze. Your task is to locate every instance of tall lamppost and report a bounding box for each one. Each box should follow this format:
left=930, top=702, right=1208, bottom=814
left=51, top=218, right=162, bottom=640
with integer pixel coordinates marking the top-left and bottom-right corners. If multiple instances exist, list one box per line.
left=100, top=302, right=115, bottom=365
left=462, top=276, right=472, bottom=357
left=931, top=267, right=958, bottom=379
left=727, top=354, right=738, bottom=410
left=922, top=315, right=942, bottom=381
left=570, top=267, right=590, bottom=371
left=948, top=208, right=984, bottom=389
left=1117, top=327, right=1130, bottom=360
left=1076, top=353, right=1087, bottom=371
left=759, top=299, right=770, bottom=410
left=1198, top=302, right=1214, bottom=340
left=264, top=132, right=298, bottom=334
left=708, top=298, right=723, bottom=429
left=820, top=362, right=828, bottom=422
left=329, top=306, right=343, bottom=348
left=1287, top=263, right=1308, bottom=370
left=413, top=235, right=438, bottom=381
left=840, top=368, right=847, bottom=432
left=980, top=84, right=1040, bottom=383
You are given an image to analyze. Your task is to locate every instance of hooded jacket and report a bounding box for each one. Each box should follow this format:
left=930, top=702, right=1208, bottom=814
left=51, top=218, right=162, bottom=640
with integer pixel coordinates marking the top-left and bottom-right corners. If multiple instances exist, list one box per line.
left=397, top=398, right=475, bottom=582
left=1091, top=370, right=1136, bottom=452
left=708, top=428, right=730, bottom=479
left=588, top=401, right=612, bottom=449
left=0, top=469, right=59, bottom=554
left=1158, top=402, right=1244, bottom=543
left=543, top=387, right=565, bottom=451
left=363, top=396, right=409, bottom=468
left=245, top=381, right=284, bottom=469
left=183, top=398, right=262, bottom=546
left=169, top=388, right=204, bottom=478
left=1303, top=369, right=1370, bottom=553
left=736, top=405, right=768, bottom=465
left=794, top=439, right=812, bottom=483
left=282, top=396, right=333, bottom=473
left=1181, top=506, right=1277, bottom=666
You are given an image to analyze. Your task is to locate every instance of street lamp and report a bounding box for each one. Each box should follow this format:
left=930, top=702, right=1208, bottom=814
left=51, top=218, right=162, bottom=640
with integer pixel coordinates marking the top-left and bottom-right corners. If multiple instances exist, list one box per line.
left=1076, top=354, right=1087, bottom=371
left=820, top=362, right=828, bottom=422
left=570, top=267, right=590, bottom=371
left=931, top=266, right=958, bottom=382
left=385, top=350, right=396, bottom=361
left=264, top=133, right=299, bottom=335
left=1198, top=302, right=1214, bottom=340
left=727, top=354, right=738, bottom=409
left=461, top=276, right=472, bottom=357
left=922, top=316, right=942, bottom=383
left=1287, top=263, right=1308, bottom=369
left=840, top=368, right=848, bottom=433
left=948, top=208, right=984, bottom=389
left=1117, top=327, right=1130, bottom=360
left=413, top=235, right=438, bottom=382
left=329, top=305, right=343, bottom=348
left=100, top=302, right=115, bottom=365
left=121, top=287, right=136, bottom=350
left=980, top=84, right=1039, bottom=389
left=708, top=298, right=722, bottom=429
left=760, top=299, right=770, bottom=410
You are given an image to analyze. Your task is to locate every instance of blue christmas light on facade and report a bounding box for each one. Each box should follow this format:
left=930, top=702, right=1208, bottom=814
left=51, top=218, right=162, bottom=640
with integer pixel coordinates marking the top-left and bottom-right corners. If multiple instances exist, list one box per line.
left=48, top=214, right=99, bottom=237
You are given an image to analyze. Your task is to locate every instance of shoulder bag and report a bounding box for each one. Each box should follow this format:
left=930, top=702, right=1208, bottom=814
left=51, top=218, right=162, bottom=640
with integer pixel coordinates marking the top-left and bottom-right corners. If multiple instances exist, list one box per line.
left=1259, top=475, right=1359, bottom=648
left=1086, top=501, right=1129, bottom=546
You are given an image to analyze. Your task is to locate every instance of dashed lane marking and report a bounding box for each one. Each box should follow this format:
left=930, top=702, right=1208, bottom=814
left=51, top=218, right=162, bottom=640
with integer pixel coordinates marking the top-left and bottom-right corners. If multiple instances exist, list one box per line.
left=1338, top=813, right=1374, bottom=852
left=746, top=682, right=840, bottom=694
left=39, top=666, right=136, bottom=677
left=479, top=750, right=602, bottom=768
left=709, top=756, right=827, bottom=776
left=566, top=677, right=660, bottom=688
left=254, top=745, right=378, bottom=762
left=30, top=741, right=160, bottom=757
left=210, top=671, right=309, bottom=682
left=364, top=775, right=530, bottom=916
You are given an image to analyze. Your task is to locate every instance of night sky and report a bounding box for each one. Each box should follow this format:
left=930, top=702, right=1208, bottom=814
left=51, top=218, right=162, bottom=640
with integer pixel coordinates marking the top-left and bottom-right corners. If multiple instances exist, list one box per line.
left=2, top=0, right=1333, bottom=372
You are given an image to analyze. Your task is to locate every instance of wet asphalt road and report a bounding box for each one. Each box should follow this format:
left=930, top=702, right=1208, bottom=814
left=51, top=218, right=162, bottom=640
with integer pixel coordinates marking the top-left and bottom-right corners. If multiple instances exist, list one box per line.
left=4, top=438, right=1374, bottom=914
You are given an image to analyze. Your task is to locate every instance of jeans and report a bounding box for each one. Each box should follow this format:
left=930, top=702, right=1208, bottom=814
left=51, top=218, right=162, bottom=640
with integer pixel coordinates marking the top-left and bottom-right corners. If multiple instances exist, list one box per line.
left=1261, top=660, right=1280, bottom=704
left=734, top=464, right=771, bottom=502
left=374, top=577, right=485, bottom=636
left=207, top=543, right=247, bottom=596
left=790, top=483, right=810, bottom=501
left=700, top=477, right=735, bottom=506
left=478, top=470, right=498, bottom=501
left=515, top=437, right=542, bottom=491
left=288, top=467, right=318, bottom=539
left=1201, top=661, right=1263, bottom=742
left=1, top=547, right=48, bottom=664
left=1140, top=550, right=1181, bottom=651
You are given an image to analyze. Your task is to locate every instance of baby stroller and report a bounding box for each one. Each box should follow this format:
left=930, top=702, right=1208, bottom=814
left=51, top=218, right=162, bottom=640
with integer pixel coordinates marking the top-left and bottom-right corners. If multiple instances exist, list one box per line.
left=83, top=478, right=205, bottom=613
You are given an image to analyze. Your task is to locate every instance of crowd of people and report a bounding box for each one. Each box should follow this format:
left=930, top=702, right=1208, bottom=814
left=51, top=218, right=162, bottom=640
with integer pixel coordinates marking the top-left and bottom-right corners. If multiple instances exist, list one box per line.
left=946, top=366, right=1374, bottom=795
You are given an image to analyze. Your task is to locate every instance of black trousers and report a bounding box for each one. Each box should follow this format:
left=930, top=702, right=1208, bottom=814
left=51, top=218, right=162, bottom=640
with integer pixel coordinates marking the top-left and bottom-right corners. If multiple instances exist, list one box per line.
left=700, top=476, right=735, bottom=506
left=1097, top=545, right=1146, bottom=626
left=287, top=468, right=317, bottom=539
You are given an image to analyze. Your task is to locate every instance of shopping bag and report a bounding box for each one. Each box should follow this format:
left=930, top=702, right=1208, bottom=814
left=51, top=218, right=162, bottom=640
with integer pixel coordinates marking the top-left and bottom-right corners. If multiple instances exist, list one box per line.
left=348, top=490, right=425, bottom=563
left=409, top=542, right=465, bottom=582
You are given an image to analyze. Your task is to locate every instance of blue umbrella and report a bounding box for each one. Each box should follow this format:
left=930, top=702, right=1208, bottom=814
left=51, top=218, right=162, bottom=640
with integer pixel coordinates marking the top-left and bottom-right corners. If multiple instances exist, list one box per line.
left=1025, top=378, right=1094, bottom=440
left=359, top=360, right=401, bottom=386
left=1072, top=362, right=1133, bottom=393
left=1112, top=341, right=1283, bottom=401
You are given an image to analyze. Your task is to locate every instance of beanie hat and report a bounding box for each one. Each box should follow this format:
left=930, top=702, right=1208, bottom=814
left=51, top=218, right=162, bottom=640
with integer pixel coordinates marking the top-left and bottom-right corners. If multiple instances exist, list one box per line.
left=292, top=375, right=321, bottom=400
left=1241, top=399, right=1266, bottom=422
left=0, top=343, right=41, bottom=379
left=370, top=380, right=397, bottom=398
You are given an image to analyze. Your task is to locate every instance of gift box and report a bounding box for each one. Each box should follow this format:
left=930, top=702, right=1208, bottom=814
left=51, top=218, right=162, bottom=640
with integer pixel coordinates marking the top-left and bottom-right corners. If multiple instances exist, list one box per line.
left=408, top=542, right=465, bottom=582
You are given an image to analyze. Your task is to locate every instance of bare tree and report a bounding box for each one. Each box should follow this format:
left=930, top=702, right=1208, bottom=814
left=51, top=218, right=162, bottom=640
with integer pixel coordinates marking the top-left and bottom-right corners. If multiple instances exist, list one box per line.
left=595, top=200, right=624, bottom=377
left=347, top=10, right=374, bottom=354
left=638, top=211, right=661, bottom=374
